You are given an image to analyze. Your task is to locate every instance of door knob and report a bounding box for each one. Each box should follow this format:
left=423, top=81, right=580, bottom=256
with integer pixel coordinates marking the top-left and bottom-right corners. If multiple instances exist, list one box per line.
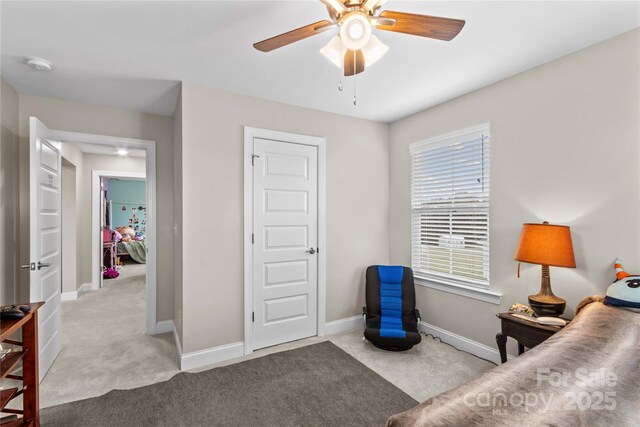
left=306, top=247, right=316, bottom=255
left=21, top=263, right=35, bottom=270
left=37, top=261, right=52, bottom=270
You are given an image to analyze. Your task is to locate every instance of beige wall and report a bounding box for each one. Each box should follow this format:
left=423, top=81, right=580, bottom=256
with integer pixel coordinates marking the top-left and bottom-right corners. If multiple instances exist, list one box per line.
left=178, top=83, right=389, bottom=353
left=389, top=29, right=640, bottom=350
left=0, top=78, right=20, bottom=305
left=173, top=89, right=183, bottom=345
left=17, top=95, right=175, bottom=320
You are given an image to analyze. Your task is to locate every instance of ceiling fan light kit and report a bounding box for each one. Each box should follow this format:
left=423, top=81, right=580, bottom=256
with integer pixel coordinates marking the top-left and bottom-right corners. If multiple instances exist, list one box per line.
left=360, top=35, right=388, bottom=67
left=339, top=11, right=371, bottom=50
left=320, top=35, right=388, bottom=68
left=253, top=0, right=465, bottom=105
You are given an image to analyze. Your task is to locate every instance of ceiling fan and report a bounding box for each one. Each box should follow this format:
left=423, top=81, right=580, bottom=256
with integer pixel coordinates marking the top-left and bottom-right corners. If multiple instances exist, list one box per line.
left=253, top=0, right=465, bottom=77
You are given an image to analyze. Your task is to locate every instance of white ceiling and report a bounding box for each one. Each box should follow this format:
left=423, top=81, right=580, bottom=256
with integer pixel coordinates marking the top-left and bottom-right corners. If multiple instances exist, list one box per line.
left=2, top=1, right=638, bottom=122
left=66, top=142, right=146, bottom=159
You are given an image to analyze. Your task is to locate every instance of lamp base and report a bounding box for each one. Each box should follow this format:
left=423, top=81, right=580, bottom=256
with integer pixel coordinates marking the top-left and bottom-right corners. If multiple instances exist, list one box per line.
left=528, top=295, right=566, bottom=317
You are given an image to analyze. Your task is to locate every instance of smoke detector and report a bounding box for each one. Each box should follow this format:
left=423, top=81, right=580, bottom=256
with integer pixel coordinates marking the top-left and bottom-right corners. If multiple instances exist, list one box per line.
left=26, top=57, right=53, bottom=71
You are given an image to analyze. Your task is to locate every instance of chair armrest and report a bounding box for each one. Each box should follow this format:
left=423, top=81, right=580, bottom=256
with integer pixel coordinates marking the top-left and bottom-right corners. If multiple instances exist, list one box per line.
left=414, top=309, right=421, bottom=323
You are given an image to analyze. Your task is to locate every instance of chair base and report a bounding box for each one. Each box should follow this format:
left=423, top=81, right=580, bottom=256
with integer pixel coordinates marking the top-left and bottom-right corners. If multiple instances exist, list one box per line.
left=363, top=328, right=422, bottom=351
left=370, top=341, right=414, bottom=352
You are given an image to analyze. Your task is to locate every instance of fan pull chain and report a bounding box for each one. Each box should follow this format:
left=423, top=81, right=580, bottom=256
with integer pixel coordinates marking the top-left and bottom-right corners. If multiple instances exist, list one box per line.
left=353, top=50, right=357, bottom=106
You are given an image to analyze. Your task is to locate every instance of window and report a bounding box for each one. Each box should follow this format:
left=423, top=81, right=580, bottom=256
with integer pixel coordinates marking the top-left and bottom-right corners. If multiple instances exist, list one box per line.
left=410, top=125, right=490, bottom=290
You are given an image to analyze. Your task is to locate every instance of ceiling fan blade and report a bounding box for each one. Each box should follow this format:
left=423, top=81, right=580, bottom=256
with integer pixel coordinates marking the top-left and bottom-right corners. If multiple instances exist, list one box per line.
left=370, top=17, right=396, bottom=27
left=315, top=21, right=339, bottom=32
left=325, top=7, right=338, bottom=22
left=320, top=0, right=347, bottom=15
left=377, top=10, right=465, bottom=41
left=253, top=20, right=333, bottom=52
left=343, top=49, right=365, bottom=76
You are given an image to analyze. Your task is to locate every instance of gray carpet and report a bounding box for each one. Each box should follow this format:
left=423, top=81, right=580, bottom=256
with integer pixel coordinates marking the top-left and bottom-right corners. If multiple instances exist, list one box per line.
left=41, top=341, right=418, bottom=426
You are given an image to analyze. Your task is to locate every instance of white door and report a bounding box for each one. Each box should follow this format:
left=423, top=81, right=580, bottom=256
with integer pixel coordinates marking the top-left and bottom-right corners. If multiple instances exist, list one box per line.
left=252, top=138, right=318, bottom=350
left=29, top=117, right=62, bottom=381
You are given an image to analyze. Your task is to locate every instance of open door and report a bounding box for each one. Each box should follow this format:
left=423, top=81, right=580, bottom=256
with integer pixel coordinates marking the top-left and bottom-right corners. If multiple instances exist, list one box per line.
left=28, top=117, right=62, bottom=382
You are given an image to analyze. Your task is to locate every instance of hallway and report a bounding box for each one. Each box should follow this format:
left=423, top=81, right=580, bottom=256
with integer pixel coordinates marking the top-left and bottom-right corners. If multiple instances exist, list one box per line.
left=40, top=264, right=178, bottom=408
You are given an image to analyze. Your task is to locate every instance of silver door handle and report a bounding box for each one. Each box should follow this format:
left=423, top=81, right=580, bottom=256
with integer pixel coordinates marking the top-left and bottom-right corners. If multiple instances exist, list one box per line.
left=37, top=261, right=51, bottom=270
left=21, top=263, right=34, bottom=270
left=306, top=247, right=316, bottom=255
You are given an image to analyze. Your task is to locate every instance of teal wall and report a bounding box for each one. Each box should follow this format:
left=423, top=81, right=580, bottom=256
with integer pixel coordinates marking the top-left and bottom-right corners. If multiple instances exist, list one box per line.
left=108, top=178, right=147, bottom=233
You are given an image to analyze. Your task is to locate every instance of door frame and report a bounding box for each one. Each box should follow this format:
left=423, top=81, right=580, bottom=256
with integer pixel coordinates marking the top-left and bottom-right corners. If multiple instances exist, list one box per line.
left=243, top=127, right=326, bottom=355
left=92, top=170, right=145, bottom=288
left=55, top=130, right=159, bottom=336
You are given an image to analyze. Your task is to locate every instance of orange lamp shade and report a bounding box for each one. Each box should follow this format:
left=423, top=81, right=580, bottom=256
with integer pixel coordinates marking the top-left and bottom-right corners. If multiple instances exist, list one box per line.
left=514, top=222, right=576, bottom=268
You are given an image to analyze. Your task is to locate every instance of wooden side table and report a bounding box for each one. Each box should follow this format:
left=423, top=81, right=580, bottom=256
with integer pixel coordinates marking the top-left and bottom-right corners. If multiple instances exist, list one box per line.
left=495, top=312, right=568, bottom=364
left=1, top=302, right=44, bottom=427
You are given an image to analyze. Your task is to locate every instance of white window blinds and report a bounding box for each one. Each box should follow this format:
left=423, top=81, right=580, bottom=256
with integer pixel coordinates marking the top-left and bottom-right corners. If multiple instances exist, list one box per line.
left=410, top=126, right=490, bottom=288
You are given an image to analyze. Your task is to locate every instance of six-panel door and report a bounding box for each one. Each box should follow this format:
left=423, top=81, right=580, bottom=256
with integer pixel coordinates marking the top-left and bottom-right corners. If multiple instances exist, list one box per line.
left=252, top=138, right=318, bottom=350
left=29, top=117, right=62, bottom=381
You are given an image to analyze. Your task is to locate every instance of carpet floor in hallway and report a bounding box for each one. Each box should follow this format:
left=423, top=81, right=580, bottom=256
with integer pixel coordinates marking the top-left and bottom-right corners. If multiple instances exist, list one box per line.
left=40, top=263, right=178, bottom=408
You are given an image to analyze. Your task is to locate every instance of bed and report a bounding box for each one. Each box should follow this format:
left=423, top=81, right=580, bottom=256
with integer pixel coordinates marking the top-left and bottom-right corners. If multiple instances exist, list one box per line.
left=113, top=226, right=147, bottom=264
left=386, top=296, right=640, bottom=426
left=116, top=240, right=146, bottom=264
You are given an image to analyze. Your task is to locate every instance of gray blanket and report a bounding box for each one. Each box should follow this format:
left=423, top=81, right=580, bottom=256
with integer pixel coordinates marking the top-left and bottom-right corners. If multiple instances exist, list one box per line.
left=387, top=297, right=640, bottom=426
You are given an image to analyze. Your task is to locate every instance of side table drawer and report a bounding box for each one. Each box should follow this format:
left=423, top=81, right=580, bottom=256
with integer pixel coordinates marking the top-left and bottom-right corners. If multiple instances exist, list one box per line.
left=502, top=319, right=555, bottom=348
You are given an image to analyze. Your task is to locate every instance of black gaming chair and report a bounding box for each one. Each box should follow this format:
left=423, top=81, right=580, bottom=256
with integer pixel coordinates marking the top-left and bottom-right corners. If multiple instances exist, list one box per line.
left=362, top=265, right=422, bottom=351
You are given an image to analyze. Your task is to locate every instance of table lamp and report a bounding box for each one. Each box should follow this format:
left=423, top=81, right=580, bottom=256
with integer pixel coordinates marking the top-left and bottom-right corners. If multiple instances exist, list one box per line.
left=514, top=221, right=576, bottom=316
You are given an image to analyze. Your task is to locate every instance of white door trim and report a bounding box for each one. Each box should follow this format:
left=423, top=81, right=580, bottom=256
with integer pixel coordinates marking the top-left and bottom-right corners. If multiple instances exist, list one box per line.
left=243, top=127, right=326, bottom=355
left=55, top=130, right=159, bottom=336
left=92, top=170, right=145, bottom=286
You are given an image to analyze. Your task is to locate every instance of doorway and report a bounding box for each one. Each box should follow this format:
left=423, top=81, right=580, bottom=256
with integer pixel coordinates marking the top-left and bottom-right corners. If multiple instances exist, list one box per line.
left=57, top=130, right=158, bottom=336
left=27, top=117, right=159, bottom=382
left=94, top=172, right=146, bottom=289
left=243, top=127, right=327, bottom=355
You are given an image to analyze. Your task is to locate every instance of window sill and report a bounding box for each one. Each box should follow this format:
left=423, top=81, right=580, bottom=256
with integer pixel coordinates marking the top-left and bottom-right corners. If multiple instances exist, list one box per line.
left=415, top=276, right=503, bottom=305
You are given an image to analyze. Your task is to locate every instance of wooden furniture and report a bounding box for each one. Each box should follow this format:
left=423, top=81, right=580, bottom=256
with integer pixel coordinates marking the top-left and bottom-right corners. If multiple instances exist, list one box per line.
left=1, top=302, right=43, bottom=427
left=495, top=312, right=568, bottom=364
left=102, top=241, right=117, bottom=272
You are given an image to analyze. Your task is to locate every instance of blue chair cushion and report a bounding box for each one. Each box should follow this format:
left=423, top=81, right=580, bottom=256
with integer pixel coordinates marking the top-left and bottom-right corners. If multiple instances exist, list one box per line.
left=378, top=266, right=406, bottom=339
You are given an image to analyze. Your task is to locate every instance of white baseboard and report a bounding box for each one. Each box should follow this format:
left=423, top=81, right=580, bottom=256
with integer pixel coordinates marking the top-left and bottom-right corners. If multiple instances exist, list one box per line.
left=180, top=341, right=244, bottom=371
left=173, top=315, right=365, bottom=370
left=419, top=320, right=512, bottom=365
left=61, top=291, right=78, bottom=301
left=325, top=315, right=363, bottom=335
left=77, top=282, right=98, bottom=296
left=155, top=320, right=173, bottom=334
left=166, top=314, right=509, bottom=371
left=170, top=321, right=243, bottom=371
